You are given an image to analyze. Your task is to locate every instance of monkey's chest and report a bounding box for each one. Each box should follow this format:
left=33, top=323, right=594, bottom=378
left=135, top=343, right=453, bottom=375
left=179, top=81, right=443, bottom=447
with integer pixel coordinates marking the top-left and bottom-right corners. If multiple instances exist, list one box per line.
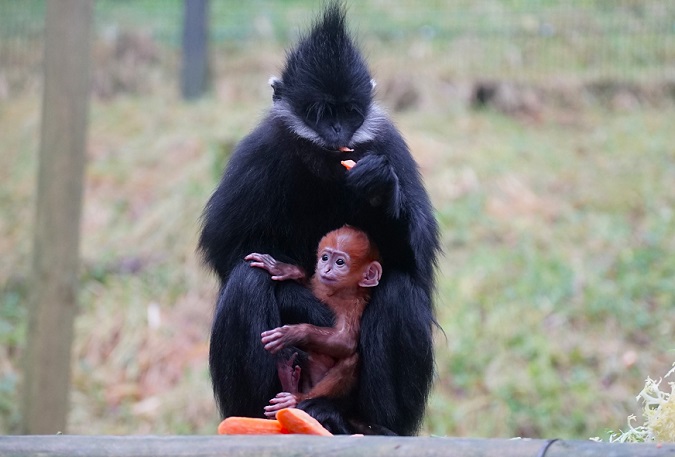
left=282, top=171, right=349, bottom=264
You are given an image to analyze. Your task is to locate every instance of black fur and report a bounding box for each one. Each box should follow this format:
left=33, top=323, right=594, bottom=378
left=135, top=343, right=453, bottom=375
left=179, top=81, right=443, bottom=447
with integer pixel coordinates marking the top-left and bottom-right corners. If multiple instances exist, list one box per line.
left=199, top=2, right=439, bottom=435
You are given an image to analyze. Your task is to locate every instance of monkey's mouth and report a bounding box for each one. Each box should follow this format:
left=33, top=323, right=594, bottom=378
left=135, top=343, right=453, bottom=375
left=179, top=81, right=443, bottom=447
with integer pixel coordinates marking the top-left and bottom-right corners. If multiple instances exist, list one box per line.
left=318, top=275, right=338, bottom=285
left=338, top=146, right=354, bottom=152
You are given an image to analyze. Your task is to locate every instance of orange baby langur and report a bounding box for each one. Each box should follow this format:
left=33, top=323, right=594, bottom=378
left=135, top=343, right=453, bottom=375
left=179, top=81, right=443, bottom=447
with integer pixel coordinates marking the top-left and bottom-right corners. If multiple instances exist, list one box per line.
left=246, top=225, right=382, bottom=416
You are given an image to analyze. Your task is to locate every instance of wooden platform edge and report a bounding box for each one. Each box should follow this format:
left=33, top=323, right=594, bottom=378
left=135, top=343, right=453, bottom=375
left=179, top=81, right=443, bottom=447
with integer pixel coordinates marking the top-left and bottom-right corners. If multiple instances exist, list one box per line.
left=0, top=435, right=673, bottom=457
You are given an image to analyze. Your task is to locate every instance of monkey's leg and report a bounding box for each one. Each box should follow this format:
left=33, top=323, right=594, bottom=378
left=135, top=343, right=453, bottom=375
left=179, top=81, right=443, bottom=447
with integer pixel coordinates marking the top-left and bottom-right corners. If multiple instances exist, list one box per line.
left=211, top=261, right=333, bottom=419
left=303, top=353, right=358, bottom=400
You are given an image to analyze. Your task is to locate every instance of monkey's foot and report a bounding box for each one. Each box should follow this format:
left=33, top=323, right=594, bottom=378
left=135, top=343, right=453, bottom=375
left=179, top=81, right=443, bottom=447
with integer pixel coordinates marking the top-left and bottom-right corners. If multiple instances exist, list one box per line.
left=277, top=354, right=302, bottom=394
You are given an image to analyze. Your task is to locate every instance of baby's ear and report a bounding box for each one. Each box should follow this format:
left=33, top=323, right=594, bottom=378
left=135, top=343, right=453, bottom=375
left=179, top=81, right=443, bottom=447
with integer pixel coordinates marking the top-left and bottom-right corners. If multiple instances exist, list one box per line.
left=359, top=261, right=382, bottom=288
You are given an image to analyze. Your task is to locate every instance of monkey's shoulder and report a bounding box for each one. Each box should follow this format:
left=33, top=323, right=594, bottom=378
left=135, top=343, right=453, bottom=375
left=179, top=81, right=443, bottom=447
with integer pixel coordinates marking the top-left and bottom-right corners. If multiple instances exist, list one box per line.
left=356, top=116, right=413, bottom=161
left=229, top=118, right=285, bottom=163
left=221, top=119, right=298, bottom=184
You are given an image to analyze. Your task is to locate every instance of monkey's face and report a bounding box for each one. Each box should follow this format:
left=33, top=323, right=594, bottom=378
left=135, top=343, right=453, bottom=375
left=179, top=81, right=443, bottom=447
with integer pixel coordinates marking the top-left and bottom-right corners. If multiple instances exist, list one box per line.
left=270, top=76, right=373, bottom=152
left=316, top=247, right=352, bottom=287
left=298, top=97, right=367, bottom=151
left=285, top=61, right=373, bottom=151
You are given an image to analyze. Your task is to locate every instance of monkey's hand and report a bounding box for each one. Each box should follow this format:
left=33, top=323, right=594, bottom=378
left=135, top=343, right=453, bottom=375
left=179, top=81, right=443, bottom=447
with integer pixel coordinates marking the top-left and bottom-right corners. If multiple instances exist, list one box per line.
left=261, top=324, right=306, bottom=354
left=345, top=154, right=403, bottom=218
left=264, top=392, right=299, bottom=417
left=245, top=253, right=307, bottom=281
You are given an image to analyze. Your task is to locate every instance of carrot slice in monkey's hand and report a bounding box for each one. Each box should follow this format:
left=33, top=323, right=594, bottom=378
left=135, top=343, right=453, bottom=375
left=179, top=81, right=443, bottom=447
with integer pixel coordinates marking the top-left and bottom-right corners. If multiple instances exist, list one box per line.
left=217, top=416, right=288, bottom=435
left=276, top=408, right=333, bottom=436
left=338, top=146, right=354, bottom=152
left=341, top=160, right=356, bottom=170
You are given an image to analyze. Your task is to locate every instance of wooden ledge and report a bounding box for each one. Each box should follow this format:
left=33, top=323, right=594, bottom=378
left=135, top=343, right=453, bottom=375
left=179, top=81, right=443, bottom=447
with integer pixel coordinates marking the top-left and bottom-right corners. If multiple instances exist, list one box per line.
left=1, top=435, right=673, bottom=457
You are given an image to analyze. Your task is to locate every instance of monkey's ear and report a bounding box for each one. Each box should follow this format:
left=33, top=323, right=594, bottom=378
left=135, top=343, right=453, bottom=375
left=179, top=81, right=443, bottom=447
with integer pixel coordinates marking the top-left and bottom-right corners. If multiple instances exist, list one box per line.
left=269, top=76, right=283, bottom=101
left=359, top=261, right=382, bottom=288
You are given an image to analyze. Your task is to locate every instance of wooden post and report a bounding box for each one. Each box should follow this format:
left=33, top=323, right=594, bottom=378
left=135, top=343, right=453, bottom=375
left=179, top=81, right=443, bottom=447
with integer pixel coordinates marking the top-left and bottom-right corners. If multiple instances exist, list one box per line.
left=21, top=0, right=92, bottom=435
left=180, top=0, right=209, bottom=99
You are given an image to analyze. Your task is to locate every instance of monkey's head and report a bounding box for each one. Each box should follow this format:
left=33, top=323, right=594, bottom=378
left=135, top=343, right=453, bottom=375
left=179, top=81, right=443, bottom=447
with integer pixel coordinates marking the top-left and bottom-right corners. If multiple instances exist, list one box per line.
left=270, top=2, right=379, bottom=151
left=315, top=225, right=382, bottom=292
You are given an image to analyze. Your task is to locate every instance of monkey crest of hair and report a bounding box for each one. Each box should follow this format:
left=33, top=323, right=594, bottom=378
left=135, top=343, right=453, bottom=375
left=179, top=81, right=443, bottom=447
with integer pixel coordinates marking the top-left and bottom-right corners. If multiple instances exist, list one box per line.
left=283, top=4, right=371, bottom=105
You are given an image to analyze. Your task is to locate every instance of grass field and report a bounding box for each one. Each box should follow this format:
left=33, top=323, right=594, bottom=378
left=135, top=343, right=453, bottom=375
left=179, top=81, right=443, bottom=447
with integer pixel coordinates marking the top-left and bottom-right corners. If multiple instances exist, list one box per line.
left=1, top=0, right=674, bottom=439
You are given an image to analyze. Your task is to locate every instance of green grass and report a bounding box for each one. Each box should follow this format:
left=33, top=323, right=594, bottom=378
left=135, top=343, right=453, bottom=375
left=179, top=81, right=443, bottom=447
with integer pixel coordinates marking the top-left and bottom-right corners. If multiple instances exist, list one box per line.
left=417, top=108, right=675, bottom=437
left=1, top=0, right=675, bottom=439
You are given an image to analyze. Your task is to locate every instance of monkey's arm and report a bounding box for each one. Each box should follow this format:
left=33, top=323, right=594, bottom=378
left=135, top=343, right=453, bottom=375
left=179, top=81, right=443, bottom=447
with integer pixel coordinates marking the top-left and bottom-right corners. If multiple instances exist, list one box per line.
left=346, top=153, right=402, bottom=219
left=261, top=324, right=357, bottom=359
left=348, top=120, right=439, bottom=287
left=245, top=252, right=307, bottom=282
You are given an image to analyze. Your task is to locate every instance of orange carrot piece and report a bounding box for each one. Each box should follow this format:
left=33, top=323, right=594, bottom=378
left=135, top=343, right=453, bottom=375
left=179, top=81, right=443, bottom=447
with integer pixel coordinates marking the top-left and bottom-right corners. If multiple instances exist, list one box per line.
left=341, top=159, right=356, bottom=170
left=276, top=408, right=333, bottom=436
left=217, top=416, right=288, bottom=435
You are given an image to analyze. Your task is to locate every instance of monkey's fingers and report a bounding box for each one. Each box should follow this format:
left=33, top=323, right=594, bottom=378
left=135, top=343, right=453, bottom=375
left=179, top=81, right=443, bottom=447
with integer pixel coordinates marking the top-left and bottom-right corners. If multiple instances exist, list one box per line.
left=271, top=392, right=294, bottom=401
left=272, top=272, right=304, bottom=281
left=261, top=334, right=285, bottom=353
left=246, top=253, right=281, bottom=275
left=268, top=393, right=298, bottom=408
left=261, top=329, right=283, bottom=341
left=270, top=274, right=294, bottom=281
left=264, top=403, right=292, bottom=417
left=261, top=327, right=283, bottom=338
left=269, top=399, right=297, bottom=410
left=263, top=340, right=285, bottom=354
left=245, top=255, right=269, bottom=271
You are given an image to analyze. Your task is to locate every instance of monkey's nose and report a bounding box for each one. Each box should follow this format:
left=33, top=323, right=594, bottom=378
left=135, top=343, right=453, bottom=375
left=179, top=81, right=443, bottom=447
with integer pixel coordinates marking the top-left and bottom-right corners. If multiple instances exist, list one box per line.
left=331, top=123, right=342, bottom=134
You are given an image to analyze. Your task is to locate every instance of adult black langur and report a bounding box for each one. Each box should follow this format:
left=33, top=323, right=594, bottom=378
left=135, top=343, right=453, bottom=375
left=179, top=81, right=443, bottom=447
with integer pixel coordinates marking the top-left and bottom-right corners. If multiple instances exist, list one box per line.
left=199, top=2, right=440, bottom=435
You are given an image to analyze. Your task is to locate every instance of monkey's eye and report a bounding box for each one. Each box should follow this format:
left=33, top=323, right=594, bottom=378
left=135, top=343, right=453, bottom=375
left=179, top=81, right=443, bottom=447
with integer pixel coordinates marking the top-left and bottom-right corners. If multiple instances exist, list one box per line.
left=321, top=254, right=329, bottom=262
left=305, top=102, right=326, bottom=125
left=342, top=103, right=363, bottom=118
left=335, top=258, right=345, bottom=266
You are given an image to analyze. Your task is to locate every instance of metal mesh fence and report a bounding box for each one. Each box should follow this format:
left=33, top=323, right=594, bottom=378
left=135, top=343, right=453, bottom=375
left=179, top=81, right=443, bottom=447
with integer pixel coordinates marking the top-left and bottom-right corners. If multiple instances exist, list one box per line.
left=0, top=0, right=673, bottom=98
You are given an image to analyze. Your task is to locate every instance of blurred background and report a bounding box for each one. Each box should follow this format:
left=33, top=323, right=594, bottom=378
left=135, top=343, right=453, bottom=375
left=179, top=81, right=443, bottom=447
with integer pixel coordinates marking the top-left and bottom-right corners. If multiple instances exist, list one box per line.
left=1, top=0, right=674, bottom=438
